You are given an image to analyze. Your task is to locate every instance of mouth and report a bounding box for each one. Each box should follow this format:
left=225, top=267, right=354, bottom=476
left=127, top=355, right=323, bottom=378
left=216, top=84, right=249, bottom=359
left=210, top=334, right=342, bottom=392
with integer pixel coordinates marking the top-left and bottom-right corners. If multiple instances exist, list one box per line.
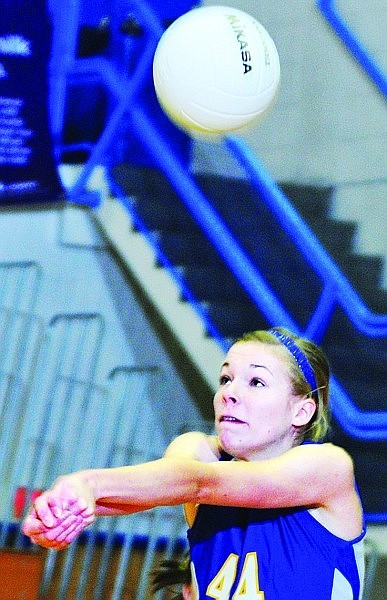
left=219, top=416, right=245, bottom=425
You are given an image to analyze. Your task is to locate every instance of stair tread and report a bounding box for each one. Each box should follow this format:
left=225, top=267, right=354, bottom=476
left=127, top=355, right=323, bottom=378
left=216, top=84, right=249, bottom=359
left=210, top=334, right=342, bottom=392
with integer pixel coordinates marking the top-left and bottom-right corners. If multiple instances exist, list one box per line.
left=115, top=163, right=386, bottom=309
left=205, top=301, right=269, bottom=338
left=158, top=232, right=222, bottom=266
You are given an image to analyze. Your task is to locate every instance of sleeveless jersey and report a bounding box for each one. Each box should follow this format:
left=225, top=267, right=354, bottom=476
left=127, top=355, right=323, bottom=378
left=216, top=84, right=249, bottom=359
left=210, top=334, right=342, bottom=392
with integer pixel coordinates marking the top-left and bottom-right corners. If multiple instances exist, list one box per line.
left=187, top=455, right=365, bottom=599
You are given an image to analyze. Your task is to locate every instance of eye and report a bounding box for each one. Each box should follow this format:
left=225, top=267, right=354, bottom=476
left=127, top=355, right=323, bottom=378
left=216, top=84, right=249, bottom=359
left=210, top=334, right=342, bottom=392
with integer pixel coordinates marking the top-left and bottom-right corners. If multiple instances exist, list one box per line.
left=219, top=374, right=231, bottom=386
left=250, top=377, right=264, bottom=388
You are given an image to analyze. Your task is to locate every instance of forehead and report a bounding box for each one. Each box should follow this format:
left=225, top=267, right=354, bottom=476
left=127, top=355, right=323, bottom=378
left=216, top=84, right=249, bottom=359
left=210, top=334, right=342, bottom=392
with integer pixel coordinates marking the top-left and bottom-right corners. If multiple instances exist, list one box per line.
left=223, top=341, right=288, bottom=372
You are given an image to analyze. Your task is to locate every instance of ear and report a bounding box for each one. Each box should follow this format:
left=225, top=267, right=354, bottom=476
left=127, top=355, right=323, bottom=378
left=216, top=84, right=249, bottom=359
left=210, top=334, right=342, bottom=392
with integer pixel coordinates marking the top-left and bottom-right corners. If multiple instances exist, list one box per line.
left=292, top=397, right=317, bottom=427
left=182, top=583, right=194, bottom=600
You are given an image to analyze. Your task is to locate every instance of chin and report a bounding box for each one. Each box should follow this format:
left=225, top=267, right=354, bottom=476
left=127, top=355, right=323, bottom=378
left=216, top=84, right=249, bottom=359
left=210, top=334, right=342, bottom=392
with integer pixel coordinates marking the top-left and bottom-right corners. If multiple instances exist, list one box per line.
left=217, top=432, right=245, bottom=459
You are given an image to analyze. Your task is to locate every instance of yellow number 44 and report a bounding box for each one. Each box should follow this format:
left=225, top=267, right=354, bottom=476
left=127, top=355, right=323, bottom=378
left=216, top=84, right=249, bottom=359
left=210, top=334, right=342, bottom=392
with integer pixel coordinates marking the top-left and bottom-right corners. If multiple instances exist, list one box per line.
left=206, top=552, right=265, bottom=599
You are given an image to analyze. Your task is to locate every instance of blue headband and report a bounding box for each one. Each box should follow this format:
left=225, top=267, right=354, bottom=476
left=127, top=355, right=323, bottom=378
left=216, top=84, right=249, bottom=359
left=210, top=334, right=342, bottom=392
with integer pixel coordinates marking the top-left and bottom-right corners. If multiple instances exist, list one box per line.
left=268, top=329, right=318, bottom=397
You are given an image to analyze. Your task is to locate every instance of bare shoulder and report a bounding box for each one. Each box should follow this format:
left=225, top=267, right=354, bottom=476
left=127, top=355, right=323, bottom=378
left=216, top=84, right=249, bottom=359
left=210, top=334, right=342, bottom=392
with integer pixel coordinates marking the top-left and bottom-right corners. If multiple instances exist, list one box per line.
left=164, top=431, right=221, bottom=463
left=302, top=441, right=353, bottom=461
left=295, top=442, right=355, bottom=484
left=298, top=443, right=363, bottom=540
left=286, top=442, right=357, bottom=499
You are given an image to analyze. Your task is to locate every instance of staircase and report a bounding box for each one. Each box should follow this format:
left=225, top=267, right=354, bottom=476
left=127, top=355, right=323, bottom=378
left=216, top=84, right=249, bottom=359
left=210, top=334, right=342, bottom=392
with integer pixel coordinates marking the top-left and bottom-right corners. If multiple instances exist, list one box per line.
left=111, top=163, right=387, bottom=518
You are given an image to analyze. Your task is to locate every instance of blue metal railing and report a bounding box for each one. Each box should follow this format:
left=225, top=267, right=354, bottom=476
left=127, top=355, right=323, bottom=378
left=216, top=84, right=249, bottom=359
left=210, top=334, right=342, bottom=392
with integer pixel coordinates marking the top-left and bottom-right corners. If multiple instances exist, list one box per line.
left=226, top=136, right=387, bottom=340
left=317, top=0, right=387, bottom=97
left=113, top=107, right=387, bottom=443
left=55, top=0, right=386, bottom=442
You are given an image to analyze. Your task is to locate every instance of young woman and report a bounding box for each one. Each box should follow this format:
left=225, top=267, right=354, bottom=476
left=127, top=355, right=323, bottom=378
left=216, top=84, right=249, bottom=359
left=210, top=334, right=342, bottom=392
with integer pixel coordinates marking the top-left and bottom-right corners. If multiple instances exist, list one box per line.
left=22, top=328, right=365, bottom=599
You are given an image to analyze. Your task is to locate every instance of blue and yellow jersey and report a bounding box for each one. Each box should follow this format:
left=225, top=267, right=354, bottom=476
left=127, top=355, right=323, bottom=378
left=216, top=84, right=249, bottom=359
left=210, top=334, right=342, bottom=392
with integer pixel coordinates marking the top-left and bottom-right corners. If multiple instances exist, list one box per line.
left=188, top=451, right=365, bottom=599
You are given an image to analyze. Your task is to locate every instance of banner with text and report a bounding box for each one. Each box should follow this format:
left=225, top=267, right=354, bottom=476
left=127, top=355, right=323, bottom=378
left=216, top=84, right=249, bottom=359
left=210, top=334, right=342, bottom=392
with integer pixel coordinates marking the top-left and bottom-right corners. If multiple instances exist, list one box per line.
left=0, top=0, right=63, bottom=205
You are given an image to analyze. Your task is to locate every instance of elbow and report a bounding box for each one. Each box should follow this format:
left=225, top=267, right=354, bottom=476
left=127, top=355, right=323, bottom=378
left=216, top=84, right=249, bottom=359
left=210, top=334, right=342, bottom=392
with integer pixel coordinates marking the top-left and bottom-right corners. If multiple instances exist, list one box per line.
left=166, top=459, right=208, bottom=505
left=193, top=462, right=223, bottom=506
left=190, top=461, right=213, bottom=504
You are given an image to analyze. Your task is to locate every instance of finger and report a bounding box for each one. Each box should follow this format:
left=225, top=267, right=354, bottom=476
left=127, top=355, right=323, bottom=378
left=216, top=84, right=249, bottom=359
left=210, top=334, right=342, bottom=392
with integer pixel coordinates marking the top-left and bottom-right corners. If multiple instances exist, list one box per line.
left=30, top=513, right=94, bottom=547
left=55, top=510, right=95, bottom=542
left=67, top=496, right=95, bottom=518
left=64, top=513, right=94, bottom=542
left=33, top=493, right=57, bottom=527
left=56, top=519, right=86, bottom=543
left=23, top=508, right=78, bottom=538
left=30, top=533, right=71, bottom=551
left=42, top=511, right=83, bottom=540
left=25, top=511, right=95, bottom=549
left=22, top=515, right=49, bottom=536
left=45, top=508, right=94, bottom=541
left=34, top=487, right=77, bottom=525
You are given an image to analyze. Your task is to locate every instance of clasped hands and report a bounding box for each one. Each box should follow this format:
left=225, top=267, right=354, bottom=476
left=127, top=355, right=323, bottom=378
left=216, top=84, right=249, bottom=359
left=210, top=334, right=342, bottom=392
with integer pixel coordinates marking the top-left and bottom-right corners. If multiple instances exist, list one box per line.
left=21, top=475, right=95, bottom=550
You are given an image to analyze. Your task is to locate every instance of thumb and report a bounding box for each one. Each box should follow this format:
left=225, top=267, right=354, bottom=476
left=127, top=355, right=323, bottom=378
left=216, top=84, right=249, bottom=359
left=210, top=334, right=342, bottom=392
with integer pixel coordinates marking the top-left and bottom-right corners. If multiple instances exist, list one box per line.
left=34, top=493, right=59, bottom=528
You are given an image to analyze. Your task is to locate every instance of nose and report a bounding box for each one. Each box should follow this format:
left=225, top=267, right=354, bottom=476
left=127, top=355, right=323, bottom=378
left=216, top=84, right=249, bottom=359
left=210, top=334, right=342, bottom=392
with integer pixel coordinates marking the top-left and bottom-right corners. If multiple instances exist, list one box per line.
left=223, top=393, right=238, bottom=404
left=222, top=381, right=239, bottom=404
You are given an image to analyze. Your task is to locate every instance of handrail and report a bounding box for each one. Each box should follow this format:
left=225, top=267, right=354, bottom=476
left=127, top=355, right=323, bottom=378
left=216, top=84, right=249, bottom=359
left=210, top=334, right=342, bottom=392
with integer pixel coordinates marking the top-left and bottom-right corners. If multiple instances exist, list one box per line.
left=54, top=0, right=386, bottom=440
left=49, top=0, right=164, bottom=198
left=123, top=105, right=387, bottom=440
left=226, top=136, right=387, bottom=339
left=317, top=0, right=387, bottom=97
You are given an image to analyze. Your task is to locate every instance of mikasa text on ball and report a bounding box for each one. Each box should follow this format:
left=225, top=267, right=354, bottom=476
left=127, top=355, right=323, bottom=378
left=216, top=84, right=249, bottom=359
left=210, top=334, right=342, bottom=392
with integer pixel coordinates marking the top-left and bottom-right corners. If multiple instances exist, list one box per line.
left=153, top=5, right=280, bottom=136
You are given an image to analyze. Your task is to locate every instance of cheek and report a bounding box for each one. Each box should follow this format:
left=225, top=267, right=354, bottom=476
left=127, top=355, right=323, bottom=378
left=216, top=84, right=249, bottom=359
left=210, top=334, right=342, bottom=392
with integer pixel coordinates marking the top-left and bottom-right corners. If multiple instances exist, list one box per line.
left=249, top=402, right=288, bottom=429
left=213, top=391, right=222, bottom=410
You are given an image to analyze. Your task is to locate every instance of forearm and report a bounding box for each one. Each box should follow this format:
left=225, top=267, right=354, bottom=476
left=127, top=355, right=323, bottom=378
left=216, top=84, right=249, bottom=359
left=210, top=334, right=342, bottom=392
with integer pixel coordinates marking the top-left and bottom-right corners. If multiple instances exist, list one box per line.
left=85, top=458, right=202, bottom=509
left=21, top=441, right=211, bottom=548
left=87, top=444, right=356, bottom=513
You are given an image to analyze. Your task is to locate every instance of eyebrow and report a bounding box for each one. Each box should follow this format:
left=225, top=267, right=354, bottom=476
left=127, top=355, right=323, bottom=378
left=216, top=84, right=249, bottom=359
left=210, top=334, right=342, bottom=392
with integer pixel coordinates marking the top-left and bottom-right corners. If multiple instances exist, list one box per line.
left=221, top=362, right=274, bottom=375
left=250, top=363, right=273, bottom=375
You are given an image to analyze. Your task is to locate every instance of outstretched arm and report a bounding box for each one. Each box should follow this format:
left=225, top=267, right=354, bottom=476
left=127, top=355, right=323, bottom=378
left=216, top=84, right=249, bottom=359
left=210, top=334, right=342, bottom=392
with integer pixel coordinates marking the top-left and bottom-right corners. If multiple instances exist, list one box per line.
left=22, top=433, right=362, bottom=548
left=21, top=431, right=217, bottom=548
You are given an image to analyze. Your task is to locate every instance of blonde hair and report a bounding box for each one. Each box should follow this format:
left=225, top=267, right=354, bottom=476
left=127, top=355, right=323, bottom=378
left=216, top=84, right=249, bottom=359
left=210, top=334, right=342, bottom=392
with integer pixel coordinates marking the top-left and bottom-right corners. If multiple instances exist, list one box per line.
left=234, top=328, right=330, bottom=442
